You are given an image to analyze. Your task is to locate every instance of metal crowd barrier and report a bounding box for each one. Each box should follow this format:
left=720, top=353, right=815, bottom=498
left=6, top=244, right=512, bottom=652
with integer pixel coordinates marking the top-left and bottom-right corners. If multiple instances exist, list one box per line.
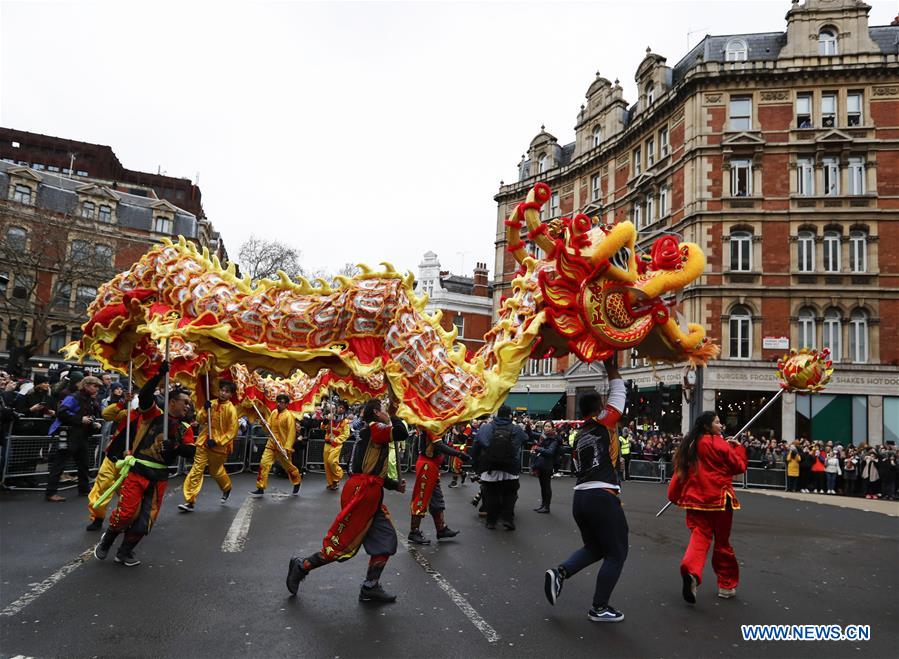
left=2, top=423, right=103, bottom=491
left=180, top=435, right=250, bottom=476
left=745, top=467, right=787, bottom=490
left=304, top=438, right=326, bottom=472
left=626, top=458, right=664, bottom=482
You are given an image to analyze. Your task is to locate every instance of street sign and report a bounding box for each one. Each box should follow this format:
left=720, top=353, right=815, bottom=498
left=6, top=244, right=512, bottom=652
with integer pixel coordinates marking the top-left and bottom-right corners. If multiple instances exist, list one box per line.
left=762, top=336, right=789, bottom=350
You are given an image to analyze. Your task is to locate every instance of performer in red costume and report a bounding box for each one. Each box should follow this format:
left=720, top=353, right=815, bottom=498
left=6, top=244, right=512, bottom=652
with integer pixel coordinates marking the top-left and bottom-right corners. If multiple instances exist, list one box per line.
left=667, top=411, right=747, bottom=603
left=286, top=398, right=406, bottom=603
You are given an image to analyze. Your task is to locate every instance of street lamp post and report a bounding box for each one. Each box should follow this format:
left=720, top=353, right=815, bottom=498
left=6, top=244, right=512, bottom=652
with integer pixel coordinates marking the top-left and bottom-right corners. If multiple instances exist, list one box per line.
left=526, top=385, right=531, bottom=415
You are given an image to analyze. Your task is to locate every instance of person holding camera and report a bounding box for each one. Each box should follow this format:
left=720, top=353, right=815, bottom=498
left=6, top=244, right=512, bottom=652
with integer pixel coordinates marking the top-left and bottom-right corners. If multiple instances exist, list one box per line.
left=45, top=375, right=103, bottom=502
left=786, top=445, right=801, bottom=492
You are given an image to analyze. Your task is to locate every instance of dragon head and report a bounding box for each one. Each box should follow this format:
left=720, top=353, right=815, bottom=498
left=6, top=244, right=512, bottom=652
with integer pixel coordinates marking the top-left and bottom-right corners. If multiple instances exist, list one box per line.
left=505, top=183, right=718, bottom=365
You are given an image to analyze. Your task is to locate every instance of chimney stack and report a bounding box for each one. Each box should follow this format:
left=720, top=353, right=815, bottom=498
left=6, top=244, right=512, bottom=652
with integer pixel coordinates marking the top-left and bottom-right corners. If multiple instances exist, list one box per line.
left=472, top=262, right=489, bottom=297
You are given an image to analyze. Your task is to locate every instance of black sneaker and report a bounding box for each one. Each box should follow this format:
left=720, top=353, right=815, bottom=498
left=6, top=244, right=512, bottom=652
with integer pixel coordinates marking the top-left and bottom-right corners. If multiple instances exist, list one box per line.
left=682, top=572, right=698, bottom=604
left=94, top=531, right=115, bottom=560
left=407, top=530, right=431, bottom=545
left=534, top=506, right=550, bottom=513
left=178, top=502, right=194, bottom=513
left=359, top=584, right=397, bottom=603
left=502, top=520, right=516, bottom=531
left=86, top=518, right=103, bottom=532
left=292, top=483, right=301, bottom=496
left=221, top=489, right=231, bottom=504
left=250, top=488, right=265, bottom=498
left=114, top=549, right=141, bottom=567
left=588, top=605, right=624, bottom=622
left=286, top=557, right=309, bottom=595
left=544, top=568, right=564, bottom=605
left=436, top=526, right=459, bottom=539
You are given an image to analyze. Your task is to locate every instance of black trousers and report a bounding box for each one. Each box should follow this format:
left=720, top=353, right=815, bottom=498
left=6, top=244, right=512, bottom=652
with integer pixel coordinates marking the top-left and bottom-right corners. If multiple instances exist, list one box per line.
left=46, top=436, right=90, bottom=496
left=483, top=478, right=519, bottom=524
left=536, top=469, right=553, bottom=507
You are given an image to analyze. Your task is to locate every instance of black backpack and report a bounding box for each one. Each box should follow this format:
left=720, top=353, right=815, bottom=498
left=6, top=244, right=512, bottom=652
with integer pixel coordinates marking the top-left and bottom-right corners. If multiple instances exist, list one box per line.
left=484, top=424, right=517, bottom=473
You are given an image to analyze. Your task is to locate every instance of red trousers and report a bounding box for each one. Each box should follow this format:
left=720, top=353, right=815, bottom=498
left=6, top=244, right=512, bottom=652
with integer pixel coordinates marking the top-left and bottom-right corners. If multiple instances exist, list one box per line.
left=108, top=472, right=168, bottom=537
left=410, top=456, right=440, bottom=516
left=680, top=506, right=739, bottom=590
left=321, top=474, right=384, bottom=562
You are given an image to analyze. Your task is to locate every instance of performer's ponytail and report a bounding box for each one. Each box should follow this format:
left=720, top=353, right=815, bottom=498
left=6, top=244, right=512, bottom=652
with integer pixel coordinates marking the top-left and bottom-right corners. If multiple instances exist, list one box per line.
left=674, top=411, right=717, bottom=479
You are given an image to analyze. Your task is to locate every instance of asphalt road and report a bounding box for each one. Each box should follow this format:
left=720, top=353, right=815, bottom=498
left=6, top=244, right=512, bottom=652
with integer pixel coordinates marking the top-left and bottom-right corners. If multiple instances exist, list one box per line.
left=2, top=471, right=896, bottom=658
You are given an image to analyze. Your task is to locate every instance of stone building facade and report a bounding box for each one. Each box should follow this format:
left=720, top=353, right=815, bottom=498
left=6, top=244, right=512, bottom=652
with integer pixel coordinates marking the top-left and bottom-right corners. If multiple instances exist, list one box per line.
left=494, top=0, right=899, bottom=443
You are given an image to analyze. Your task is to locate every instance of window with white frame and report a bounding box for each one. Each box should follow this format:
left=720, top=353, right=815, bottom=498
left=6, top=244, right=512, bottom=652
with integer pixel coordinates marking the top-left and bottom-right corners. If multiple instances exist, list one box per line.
left=591, top=174, right=601, bottom=202
left=48, top=165, right=60, bottom=173
left=798, top=307, right=816, bottom=349
left=538, top=154, right=547, bottom=174
left=549, top=192, right=560, bottom=218
left=818, top=28, right=838, bottom=56
left=849, top=230, right=867, bottom=273
left=730, top=158, right=753, bottom=196
left=847, top=91, right=862, bottom=126
left=453, top=314, right=464, bottom=338
left=528, top=359, right=539, bottom=376
left=848, top=157, right=865, bottom=195
left=729, top=305, right=752, bottom=359
left=797, top=157, right=814, bottom=196
left=633, top=147, right=641, bottom=175
left=646, top=83, right=655, bottom=106
left=71, top=239, right=92, bottom=263
left=659, top=184, right=669, bottom=216
left=725, top=39, right=748, bottom=62
left=12, top=184, right=32, bottom=204
left=81, top=201, right=96, bottom=219
left=823, top=230, right=841, bottom=272
left=53, top=282, right=71, bottom=309
left=647, top=137, right=655, bottom=167
left=729, top=96, right=752, bottom=131
left=821, top=92, right=836, bottom=128
left=32, top=163, right=45, bottom=171
left=6, top=226, right=27, bottom=251
left=646, top=194, right=655, bottom=224
left=592, top=126, right=602, bottom=148
left=823, top=156, right=840, bottom=196
left=798, top=230, right=815, bottom=272
left=849, top=309, right=868, bottom=363
left=632, top=200, right=643, bottom=229
left=75, top=285, right=97, bottom=313
left=98, top=205, right=112, bottom=223
left=796, top=93, right=812, bottom=128
left=95, top=244, right=113, bottom=266
left=541, top=358, right=553, bottom=376
left=153, top=216, right=174, bottom=234
left=659, top=127, right=669, bottom=157
left=729, top=230, right=752, bottom=271
left=823, top=308, right=841, bottom=360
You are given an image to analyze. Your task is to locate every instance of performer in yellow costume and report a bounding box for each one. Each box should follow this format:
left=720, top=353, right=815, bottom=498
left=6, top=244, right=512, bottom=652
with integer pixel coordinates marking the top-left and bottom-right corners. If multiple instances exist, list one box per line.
left=179, top=381, right=238, bottom=511
left=251, top=394, right=302, bottom=497
left=323, top=400, right=350, bottom=491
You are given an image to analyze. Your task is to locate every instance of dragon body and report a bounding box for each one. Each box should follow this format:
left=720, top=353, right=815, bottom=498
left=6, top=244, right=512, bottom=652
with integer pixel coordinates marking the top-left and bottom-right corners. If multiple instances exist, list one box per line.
left=69, top=183, right=716, bottom=434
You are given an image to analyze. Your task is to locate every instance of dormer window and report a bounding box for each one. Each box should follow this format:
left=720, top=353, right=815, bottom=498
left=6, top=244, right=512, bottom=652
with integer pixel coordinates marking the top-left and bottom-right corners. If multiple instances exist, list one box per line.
left=537, top=154, right=548, bottom=174
left=592, top=126, right=602, bottom=148
left=725, top=39, right=748, bottom=62
left=153, top=216, right=174, bottom=234
left=646, top=83, right=655, bottom=106
left=81, top=201, right=96, bottom=219
left=818, top=28, right=838, bottom=56
left=12, top=184, right=33, bottom=204
left=98, top=204, right=112, bottom=223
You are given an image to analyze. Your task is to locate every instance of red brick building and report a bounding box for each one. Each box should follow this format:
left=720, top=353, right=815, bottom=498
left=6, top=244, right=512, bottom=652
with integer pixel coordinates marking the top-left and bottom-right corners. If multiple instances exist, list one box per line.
left=494, top=0, right=899, bottom=442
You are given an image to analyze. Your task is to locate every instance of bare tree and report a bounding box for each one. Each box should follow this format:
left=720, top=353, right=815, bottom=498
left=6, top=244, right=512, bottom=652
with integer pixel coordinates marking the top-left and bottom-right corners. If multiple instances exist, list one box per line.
left=238, top=235, right=306, bottom=282
left=0, top=228, right=116, bottom=375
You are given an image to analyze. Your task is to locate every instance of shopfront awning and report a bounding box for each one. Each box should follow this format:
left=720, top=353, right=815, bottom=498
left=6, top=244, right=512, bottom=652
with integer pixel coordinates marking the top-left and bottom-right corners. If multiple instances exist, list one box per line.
left=503, top=392, right=565, bottom=415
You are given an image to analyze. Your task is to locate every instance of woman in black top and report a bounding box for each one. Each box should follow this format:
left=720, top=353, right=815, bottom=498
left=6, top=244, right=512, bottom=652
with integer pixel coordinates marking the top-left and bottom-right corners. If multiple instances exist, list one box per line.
left=531, top=421, right=560, bottom=513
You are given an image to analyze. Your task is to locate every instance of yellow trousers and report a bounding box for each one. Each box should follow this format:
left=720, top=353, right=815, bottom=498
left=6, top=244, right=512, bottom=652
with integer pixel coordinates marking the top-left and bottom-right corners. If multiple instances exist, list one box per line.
left=87, top=456, right=120, bottom=521
left=323, top=443, right=345, bottom=487
left=256, top=443, right=301, bottom=489
left=182, top=445, right=232, bottom=503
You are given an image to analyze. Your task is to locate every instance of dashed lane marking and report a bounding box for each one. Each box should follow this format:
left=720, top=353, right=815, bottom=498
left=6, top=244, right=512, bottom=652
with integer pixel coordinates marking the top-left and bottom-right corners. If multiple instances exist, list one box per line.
left=398, top=532, right=501, bottom=644
left=1, top=547, right=94, bottom=617
left=221, top=496, right=257, bottom=552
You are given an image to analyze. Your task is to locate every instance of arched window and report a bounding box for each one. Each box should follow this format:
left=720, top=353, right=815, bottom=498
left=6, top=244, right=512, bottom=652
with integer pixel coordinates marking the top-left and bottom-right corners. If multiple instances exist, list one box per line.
left=849, top=230, right=867, bottom=273
left=729, top=230, right=752, bottom=271
left=646, top=83, right=655, bottom=106
left=818, top=28, right=838, bottom=56
left=646, top=194, right=655, bottom=224
left=798, top=307, right=816, bottom=349
left=592, top=126, right=602, bottom=148
left=632, top=200, right=643, bottom=229
left=6, top=226, right=27, bottom=251
left=823, top=230, right=841, bottom=272
left=81, top=201, right=96, bottom=219
left=823, top=308, right=841, bottom=361
left=729, top=305, right=752, bottom=359
left=798, top=230, right=815, bottom=272
left=725, top=39, right=748, bottom=62
left=12, top=184, right=32, bottom=204
left=849, top=309, right=868, bottom=363
left=98, top=205, right=112, bottom=223
left=537, top=154, right=548, bottom=174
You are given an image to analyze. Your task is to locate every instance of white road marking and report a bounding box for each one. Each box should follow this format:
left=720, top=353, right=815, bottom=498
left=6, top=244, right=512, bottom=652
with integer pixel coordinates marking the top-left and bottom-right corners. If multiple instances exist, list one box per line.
left=1, top=547, right=94, bottom=617
left=222, top=497, right=257, bottom=552
left=398, top=532, right=500, bottom=644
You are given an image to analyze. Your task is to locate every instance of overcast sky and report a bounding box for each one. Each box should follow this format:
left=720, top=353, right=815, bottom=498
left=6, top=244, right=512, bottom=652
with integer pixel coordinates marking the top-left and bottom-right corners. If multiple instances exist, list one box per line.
left=2, top=0, right=895, bottom=279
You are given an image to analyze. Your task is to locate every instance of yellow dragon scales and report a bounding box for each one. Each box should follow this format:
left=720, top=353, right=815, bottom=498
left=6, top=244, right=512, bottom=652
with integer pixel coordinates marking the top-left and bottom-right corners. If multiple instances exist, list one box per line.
left=68, top=183, right=716, bottom=434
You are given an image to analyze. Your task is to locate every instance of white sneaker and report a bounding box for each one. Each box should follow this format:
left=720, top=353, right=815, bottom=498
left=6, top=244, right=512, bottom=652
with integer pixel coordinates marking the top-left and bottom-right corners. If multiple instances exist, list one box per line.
left=718, top=587, right=736, bottom=599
